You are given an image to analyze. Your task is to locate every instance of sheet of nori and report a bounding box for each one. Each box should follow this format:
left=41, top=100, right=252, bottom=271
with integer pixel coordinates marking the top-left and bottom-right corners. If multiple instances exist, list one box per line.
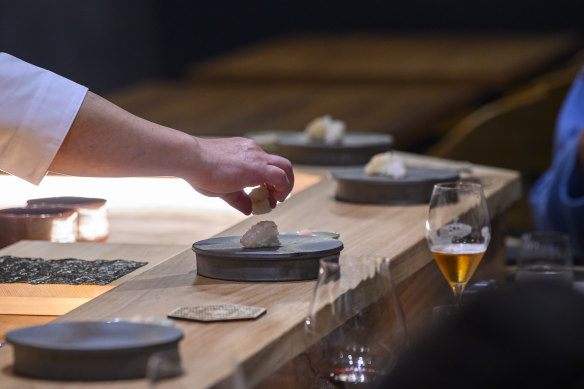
left=0, top=256, right=147, bottom=285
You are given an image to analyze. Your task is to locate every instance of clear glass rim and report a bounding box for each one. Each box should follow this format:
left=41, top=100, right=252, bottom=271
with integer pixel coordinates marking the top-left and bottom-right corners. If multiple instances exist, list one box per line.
left=433, top=181, right=484, bottom=191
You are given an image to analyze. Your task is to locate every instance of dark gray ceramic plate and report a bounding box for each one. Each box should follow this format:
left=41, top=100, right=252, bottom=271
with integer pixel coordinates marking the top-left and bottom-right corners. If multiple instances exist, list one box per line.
left=247, top=131, right=393, bottom=165
left=332, top=166, right=459, bottom=205
left=192, top=234, right=344, bottom=281
left=6, top=321, right=184, bottom=381
left=245, top=130, right=298, bottom=154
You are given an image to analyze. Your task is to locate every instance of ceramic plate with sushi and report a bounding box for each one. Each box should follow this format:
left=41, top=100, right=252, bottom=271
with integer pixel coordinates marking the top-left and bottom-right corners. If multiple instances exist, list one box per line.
left=246, top=131, right=393, bottom=166
left=293, top=230, right=341, bottom=240
left=192, top=233, right=343, bottom=282
left=331, top=165, right=459, bottom=205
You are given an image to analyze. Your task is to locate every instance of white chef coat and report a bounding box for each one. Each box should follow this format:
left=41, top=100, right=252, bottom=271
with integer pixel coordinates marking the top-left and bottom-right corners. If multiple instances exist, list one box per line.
left=0, top=53, right=88, bottom=185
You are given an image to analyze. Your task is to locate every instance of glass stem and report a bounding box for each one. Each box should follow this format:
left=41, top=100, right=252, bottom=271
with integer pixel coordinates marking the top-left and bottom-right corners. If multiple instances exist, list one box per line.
left=453, top=284, right=465, bottom=307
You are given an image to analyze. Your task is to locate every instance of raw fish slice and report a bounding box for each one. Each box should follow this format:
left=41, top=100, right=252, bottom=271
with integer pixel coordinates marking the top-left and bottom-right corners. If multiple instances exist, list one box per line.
left=240, top=221, right=280, bottom=248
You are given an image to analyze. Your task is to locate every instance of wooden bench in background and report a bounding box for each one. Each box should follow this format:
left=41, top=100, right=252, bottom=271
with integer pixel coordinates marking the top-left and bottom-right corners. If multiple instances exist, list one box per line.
left=108, top=82, right=485, bottom=151
left=188, top=33, right=581, bottom=90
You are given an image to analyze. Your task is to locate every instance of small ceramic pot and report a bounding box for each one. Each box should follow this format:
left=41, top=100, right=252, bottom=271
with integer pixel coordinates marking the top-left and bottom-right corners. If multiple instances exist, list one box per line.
left=27, top=197, right=109, bottom=242
left=0, top=207, right=78, bottom=249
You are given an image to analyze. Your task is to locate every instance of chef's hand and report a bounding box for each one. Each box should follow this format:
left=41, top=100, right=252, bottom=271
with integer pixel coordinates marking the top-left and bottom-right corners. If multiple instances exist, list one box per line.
left=183, top=137, right=294, bottom=215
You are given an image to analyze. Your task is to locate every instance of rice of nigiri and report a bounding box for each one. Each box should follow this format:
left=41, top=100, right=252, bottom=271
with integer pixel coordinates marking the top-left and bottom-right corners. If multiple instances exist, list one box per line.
left=249, top=185, right=272, bottom=215
left=240, top=221, right=280, bottom=248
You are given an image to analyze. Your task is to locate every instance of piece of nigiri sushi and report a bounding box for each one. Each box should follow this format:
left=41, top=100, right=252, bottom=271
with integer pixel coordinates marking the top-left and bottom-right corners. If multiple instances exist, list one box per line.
left=364, top=152, right=406, bottom=178
left=249, top=185, right=272, bottom=215
left=240, top=221, right=280, bottom=248
left=324, top=120, right=345, bottom=145
left=304, top=115, right=330, bottom=140
left=304, top=115, right=346, bottom=144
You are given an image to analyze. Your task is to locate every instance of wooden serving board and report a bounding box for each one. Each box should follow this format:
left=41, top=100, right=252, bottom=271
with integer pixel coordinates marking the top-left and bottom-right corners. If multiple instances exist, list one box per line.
left=0, top=241, right=185, bottom=316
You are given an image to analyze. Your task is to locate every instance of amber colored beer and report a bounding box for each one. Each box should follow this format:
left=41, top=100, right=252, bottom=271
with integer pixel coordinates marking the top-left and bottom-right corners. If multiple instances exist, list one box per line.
left=431, top=244, right=486, bottom=290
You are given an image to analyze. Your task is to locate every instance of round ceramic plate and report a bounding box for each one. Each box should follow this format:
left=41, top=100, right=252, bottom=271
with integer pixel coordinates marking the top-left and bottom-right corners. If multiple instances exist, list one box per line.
left=192, top=233, right=344, bottom=281
left=289, top=231, right=340, bottom=239
left=331, top=166, right=459, bottom=205
left=247, top=131, right=393, bottom=165
left=6, top=321, right=184, bottom=381
left=245, top=130, right=297, bottom=154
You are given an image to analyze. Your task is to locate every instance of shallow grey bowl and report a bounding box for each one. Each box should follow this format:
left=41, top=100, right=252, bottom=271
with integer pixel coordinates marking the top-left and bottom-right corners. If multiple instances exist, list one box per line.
left=193, top=234, right=344, bottom=282
left=277, top=132, right=393, bottom=165
left=6, top=321, right=183, bottom=381
left=332, top=166, right=459, bottom=205
left=246, top=131, right=393, bottom=166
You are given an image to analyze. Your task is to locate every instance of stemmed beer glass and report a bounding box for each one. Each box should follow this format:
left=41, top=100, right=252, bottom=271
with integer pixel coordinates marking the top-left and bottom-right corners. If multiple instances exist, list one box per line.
left=425, top=182, right=491, bottom=306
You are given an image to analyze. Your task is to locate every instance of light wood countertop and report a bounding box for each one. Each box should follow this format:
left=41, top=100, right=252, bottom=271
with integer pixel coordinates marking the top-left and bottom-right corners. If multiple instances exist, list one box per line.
left=0, top=153, right=521, bottom=388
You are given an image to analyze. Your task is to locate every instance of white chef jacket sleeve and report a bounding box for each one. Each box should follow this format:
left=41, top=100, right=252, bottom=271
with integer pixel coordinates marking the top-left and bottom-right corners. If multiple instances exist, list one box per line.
left=0, top=52, right=88, bottom=185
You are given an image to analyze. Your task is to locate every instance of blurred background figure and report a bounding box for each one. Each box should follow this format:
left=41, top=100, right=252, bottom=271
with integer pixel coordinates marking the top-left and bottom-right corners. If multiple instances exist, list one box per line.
left=530, top=66, right=584, bottom=262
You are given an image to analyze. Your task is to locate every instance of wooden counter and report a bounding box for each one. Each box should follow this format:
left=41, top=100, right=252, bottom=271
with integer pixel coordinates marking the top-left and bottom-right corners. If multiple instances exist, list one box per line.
left=0, top=153, right=521, bottom=388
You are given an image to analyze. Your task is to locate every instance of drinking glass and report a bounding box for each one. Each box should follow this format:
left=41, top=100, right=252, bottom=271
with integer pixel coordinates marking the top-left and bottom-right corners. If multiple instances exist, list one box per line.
left=515, top=231, right=573, bottom=285
left=305, top=255, right=408, bottom=388
left=425, top=182, right=491, bottom=306
left=146, top=350, right=183, bottom=388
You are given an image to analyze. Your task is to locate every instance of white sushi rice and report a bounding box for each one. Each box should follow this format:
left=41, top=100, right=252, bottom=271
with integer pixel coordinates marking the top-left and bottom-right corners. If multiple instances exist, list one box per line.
left=249, top=185, right=272, bottom=215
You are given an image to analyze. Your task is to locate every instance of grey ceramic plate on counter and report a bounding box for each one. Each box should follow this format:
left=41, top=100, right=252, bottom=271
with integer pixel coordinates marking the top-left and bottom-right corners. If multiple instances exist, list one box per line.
left=247, top=131, right=393, bottom=165
left=245, top=130, right=297, bottom=154
left=192, top=233, right=344, bottom=282
left=6, top=321, right=184, bottom=381
left=287, top=231, right=341, bottom=240
left=332, top=166, right=459, bottom=205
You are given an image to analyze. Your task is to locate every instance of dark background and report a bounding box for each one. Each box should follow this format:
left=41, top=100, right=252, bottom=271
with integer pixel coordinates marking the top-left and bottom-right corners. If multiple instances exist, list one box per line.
left=1, top=0, right=583, bottom=94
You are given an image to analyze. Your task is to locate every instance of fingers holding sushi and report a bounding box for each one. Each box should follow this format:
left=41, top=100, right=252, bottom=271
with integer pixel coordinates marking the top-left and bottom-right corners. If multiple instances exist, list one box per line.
left=201, top=183, right=277, bottom=216
left=182, top=136, right=295, bottom=214
left=263, top=158, right=295, bottom=202
left=218, top=191, right=255, bottom=215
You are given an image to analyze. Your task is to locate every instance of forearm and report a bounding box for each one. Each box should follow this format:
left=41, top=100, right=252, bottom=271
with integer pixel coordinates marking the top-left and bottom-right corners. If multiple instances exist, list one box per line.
left=49, top=91, right=199, bottom=179
left=49, top=91, right=294, bottom=214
